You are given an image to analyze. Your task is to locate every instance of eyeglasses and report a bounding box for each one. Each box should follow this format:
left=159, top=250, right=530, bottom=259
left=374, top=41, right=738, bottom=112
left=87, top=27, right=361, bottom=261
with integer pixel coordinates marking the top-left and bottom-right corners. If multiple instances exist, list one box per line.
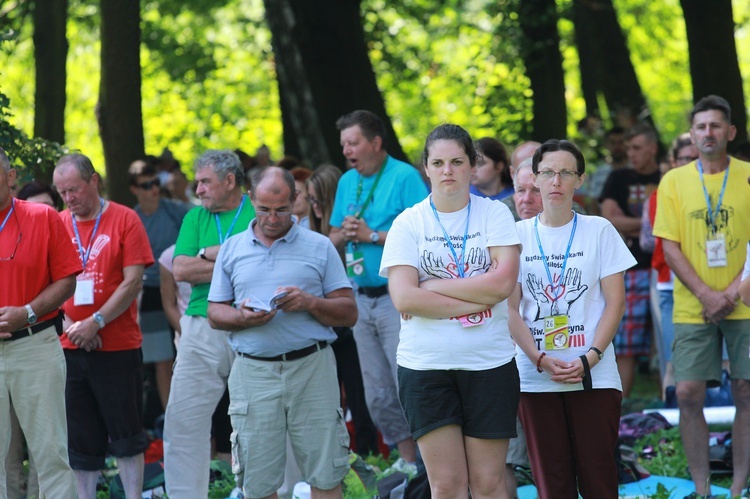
left=0, top=209, right=21, bottom=262
left=536, top=170, right=580, bottom=180
left=306, top=196, right=322, bottom=207
left=256, top=207, right=293, bottom=218
left=136, top=179, right=160, bottom=190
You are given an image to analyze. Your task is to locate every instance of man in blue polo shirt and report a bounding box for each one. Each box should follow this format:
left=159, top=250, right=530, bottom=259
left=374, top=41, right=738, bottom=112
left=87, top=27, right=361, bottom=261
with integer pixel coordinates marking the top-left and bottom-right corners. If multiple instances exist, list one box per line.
left=329, top=110, right=427, bottom=471
left=208, top=167, right=357, bottom=498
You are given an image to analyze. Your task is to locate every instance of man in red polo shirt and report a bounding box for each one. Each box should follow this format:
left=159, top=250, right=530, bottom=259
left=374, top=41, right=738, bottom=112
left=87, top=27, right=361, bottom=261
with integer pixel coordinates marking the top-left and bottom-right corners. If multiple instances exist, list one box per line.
left=0, top=147, right=81, bottom=497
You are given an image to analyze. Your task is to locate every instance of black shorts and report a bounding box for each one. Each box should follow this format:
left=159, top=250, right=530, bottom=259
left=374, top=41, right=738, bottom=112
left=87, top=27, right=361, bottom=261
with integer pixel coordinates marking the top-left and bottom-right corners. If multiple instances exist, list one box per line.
left=65, top=348, right=148, bottom=470
left=398, top=359, right=520, bottom=440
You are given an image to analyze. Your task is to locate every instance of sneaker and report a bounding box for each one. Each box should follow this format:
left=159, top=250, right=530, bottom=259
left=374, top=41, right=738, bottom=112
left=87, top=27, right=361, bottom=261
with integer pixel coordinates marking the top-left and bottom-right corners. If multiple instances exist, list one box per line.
left=388, top=457, right=418, bottom=478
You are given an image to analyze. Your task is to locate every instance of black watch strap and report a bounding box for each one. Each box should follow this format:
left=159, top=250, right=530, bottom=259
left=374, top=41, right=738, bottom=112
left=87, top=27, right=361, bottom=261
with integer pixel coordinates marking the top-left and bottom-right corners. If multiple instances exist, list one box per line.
left=588, top=346, right=603, bottom=360
left=580, top=354, right=593, bottom=391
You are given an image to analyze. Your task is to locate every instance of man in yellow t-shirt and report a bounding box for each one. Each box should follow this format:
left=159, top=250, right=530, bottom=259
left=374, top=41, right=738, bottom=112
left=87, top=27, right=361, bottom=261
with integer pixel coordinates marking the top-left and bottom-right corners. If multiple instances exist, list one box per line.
left=653, top=95, right=750, bottom=498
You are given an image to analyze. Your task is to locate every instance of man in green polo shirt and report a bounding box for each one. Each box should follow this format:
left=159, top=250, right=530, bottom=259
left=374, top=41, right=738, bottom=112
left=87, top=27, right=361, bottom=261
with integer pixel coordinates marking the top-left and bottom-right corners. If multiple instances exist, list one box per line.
left=163, top=150, right=255, bottom=499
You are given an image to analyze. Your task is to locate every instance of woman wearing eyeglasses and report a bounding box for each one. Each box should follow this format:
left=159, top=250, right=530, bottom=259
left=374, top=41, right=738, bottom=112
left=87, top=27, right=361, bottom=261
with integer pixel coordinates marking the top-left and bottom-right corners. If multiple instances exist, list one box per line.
left=508, top=140, right=636, bottom=498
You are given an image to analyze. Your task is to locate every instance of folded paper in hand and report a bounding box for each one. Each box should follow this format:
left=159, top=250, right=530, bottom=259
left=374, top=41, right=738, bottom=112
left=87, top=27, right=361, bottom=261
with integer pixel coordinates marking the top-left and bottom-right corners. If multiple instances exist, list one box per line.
left=237, top=290, right=289, bottom=312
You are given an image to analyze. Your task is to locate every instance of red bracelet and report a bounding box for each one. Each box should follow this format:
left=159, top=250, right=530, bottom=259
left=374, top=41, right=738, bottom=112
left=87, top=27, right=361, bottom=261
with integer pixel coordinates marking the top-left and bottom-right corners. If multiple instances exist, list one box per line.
left=536, top=352, right=546, bottom=373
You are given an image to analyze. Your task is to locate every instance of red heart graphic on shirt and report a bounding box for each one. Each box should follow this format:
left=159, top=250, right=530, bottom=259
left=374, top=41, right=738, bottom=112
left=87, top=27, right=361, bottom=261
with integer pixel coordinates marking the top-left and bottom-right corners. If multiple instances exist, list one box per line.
left=544, top=283, right=565, bottom=301
left=446, top=261, right=469, bottom=278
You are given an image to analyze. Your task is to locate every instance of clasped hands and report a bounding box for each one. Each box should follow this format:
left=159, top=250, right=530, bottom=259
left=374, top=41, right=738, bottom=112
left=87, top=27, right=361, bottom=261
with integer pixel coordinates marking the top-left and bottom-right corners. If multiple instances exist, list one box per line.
left=66, top=318, right=103, bottom=351
left=537, top=353, right=586, bottom=384
left=700, top=288, right=737, bottom=324
left=342, top=216, right=373, bottom=244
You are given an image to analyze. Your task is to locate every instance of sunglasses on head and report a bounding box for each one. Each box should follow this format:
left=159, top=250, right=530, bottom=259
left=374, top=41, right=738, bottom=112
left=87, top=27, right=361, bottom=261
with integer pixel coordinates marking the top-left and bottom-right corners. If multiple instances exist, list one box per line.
left=137, top=179, right=160, bottom=190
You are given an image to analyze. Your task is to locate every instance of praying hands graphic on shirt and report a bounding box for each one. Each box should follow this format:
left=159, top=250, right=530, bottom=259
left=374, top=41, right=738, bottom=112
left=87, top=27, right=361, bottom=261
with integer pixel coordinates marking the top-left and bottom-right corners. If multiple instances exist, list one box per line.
left=526, top=267, right=588, bottom=320
left=420, top=247, right=490, bottom=280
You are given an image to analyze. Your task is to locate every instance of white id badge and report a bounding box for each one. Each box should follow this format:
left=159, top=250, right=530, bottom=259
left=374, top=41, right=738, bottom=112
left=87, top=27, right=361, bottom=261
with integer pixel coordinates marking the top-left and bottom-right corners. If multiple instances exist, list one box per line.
left=706, top=235, right=728, bottom=268
left=74, top=278, right=95, bottom=306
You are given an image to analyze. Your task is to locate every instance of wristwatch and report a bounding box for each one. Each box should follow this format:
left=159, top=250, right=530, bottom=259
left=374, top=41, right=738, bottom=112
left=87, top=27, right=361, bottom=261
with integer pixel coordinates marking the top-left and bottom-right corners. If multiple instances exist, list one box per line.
left=92, top=312, right=106, bottom=330
left=369, top=231, right=380, bottom=244
left=588, top=346, right=604, bottom=361
left=25, top=304, right=37, bottom=324
left=198, top=248, right=208, bottom=260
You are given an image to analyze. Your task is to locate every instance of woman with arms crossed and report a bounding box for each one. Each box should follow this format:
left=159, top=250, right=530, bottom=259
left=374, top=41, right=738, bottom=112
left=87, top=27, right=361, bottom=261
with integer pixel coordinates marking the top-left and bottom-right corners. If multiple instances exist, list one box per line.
left=380, top=124, right=521, bottom=498
left=508, top=140, right=636, bottom=498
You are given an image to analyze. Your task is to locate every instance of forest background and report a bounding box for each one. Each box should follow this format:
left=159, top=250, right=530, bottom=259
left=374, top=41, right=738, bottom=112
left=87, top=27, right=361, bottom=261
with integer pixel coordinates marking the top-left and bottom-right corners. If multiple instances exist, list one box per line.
left=1, top=0, right=749, bottom=205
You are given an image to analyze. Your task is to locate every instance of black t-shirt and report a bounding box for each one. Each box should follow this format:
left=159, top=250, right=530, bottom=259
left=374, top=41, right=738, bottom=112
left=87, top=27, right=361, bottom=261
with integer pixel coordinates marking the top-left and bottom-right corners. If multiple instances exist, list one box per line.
left=599, top=168, right=660, bottom=268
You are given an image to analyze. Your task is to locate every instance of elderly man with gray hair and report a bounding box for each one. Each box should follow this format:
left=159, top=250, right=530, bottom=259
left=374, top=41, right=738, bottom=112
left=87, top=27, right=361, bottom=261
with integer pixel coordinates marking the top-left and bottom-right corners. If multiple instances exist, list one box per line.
left=163, top=150, right=256, bottom=498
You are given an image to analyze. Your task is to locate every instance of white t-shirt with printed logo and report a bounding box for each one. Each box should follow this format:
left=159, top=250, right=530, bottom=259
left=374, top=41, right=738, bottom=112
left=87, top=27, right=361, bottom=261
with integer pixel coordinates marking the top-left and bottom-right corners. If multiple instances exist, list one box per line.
left=515, top=214, right=636, bottom=392
left=380, top=194, right=521, bottom=371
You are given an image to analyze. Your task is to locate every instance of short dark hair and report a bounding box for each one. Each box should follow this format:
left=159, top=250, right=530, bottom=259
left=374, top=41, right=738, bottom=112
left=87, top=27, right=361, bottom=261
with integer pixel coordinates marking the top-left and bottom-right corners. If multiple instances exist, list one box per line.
left=421, top=124, right=477, bottom=167
left=55, top=153, right=97, bottom=181
left=128, top=158, right=158, bottom=186
left=625, top=123, right=658, bottom=144
left=532, top=139, right=586, bottom=175
left=474, top=137, right=511, bottom=186
left=17, top=180, right=63, bottom=210
left=605, top=126, right=626, bottom=139
left=250, top=166, right=296, bottom=202
left=691, top=95, right=732, bottom=124
left=336, top=110, right=388, bottom=149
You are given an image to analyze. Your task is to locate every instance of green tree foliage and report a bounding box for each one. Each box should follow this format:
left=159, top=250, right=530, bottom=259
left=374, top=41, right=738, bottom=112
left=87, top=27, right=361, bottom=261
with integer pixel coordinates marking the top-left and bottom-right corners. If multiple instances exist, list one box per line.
left=0, top=89, right=67, bottom=182
left=1, top=0, right=749, bottom=176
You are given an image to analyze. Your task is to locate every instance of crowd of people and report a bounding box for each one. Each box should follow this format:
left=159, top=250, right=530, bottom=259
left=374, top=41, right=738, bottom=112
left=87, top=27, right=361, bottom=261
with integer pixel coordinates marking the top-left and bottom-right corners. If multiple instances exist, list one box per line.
left=1, top=96, right=749, bottom=499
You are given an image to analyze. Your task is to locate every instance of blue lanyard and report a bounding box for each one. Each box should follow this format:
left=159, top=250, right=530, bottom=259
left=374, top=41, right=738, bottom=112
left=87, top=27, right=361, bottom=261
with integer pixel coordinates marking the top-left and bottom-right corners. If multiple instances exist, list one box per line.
left=430, top=196, right=471, bottom=278
left=71, top=198, right=105, bottom=271
left=697, top=159, right=730, bottom=230
left=215, top=194, right=246, bottom=244
left=0, top=198, right=14, bottom=235
left=534, top=213, right=577, bottom=308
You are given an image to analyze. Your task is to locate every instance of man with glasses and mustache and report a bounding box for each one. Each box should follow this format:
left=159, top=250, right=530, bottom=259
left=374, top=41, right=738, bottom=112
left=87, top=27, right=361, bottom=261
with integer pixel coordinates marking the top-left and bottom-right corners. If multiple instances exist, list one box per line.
left=0, top=147, right=81, bottom=497
left=208, top=167, right=357, bottom=498
left=129, top=159, right=190, bottom=417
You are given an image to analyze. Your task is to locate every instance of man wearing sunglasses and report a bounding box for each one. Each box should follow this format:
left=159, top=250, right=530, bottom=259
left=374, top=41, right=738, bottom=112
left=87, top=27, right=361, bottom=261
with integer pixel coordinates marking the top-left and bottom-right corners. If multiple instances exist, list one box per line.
left=129, top=159, right=190, bottom=418
left=0, top=147, right=81, bottom=497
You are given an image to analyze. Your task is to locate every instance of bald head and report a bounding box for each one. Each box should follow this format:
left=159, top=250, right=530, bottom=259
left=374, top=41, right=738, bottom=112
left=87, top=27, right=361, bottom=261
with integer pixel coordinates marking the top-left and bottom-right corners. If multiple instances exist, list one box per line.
left=510, top=141, right=542, bottom=179
left=251, top=166, right=296, bottom=202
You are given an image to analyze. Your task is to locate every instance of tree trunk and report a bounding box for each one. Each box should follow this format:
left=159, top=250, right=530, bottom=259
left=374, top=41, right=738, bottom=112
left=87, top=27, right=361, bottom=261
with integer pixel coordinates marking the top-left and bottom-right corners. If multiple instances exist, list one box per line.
left=264, top=0, right=408, bottom=169
left=33, top=0, right=68, bottom=149
left=681, top=0, right=747, bottom=146
left=572, top=0, right=654, bottom=130
left=97, top=0, right=144, bottom=206
left=516, top=0, right=567, bottom=141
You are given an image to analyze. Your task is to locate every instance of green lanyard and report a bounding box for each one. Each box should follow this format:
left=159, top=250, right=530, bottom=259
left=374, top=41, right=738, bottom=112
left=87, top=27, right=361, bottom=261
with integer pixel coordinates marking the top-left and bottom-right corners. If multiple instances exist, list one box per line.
left=354, top=158, right=387, bottom=218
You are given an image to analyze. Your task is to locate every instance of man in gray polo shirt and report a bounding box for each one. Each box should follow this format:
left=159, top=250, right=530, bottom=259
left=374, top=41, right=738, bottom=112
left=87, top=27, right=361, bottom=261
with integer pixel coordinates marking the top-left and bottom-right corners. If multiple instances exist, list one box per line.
left=207, top=167, right=358, bottom=498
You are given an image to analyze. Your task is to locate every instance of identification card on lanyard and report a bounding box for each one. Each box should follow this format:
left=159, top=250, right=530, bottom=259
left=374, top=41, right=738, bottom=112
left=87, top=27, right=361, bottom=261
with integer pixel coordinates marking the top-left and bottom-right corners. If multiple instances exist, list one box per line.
left=74, top=275, right=95, bottom=306
left=535, top=213, right=577, bottom=348
left=72, top=198, right=105, bottom=306
left=706, top=233, right=728, bottom=268
left=346, top=249, right=365, bottom=277
left=544, top=315, right=569, bottom=350
left=430, top=197, right=481, bottom=328
left=698, top=160, right=730, bottom=268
